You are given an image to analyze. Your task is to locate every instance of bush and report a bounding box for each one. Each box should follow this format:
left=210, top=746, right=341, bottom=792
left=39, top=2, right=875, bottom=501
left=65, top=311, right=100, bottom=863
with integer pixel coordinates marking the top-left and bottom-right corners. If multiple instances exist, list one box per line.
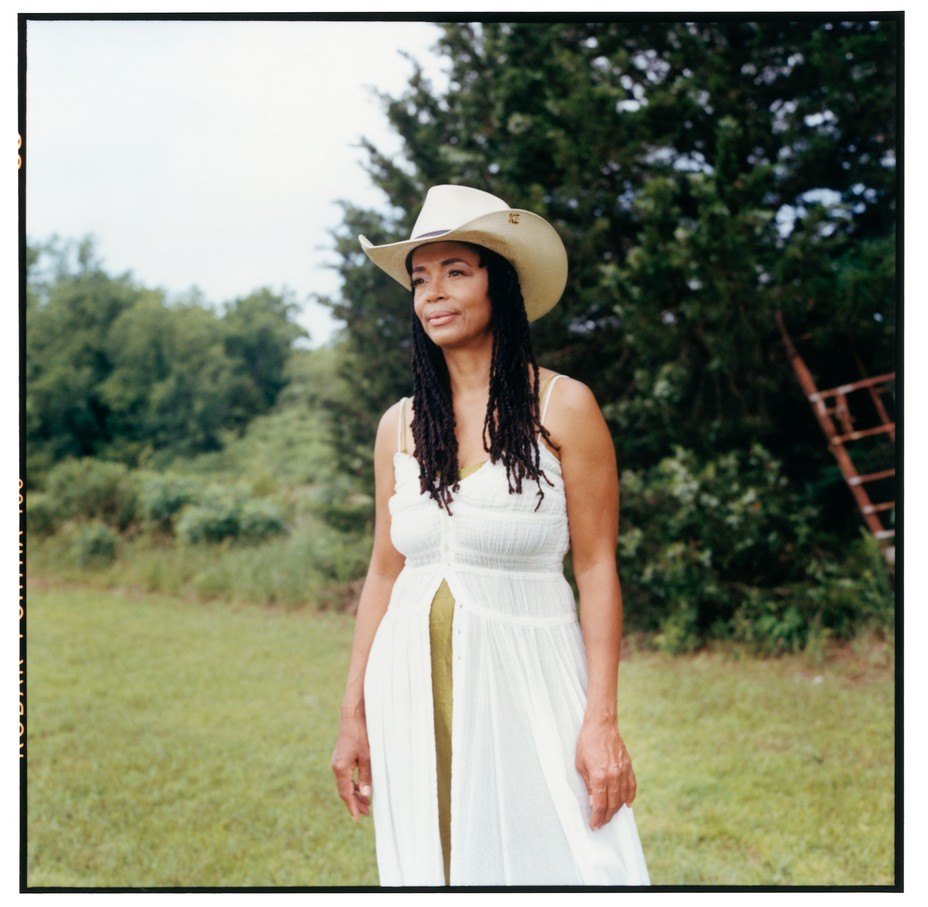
left=42, top=458, right=140, bottom=531
left=25, top=491, right=58, bottom=536
left=619, top=444, right=893, bottom=653
left=730, top=590, right=810, bottom=656
left=237, top=499, right=288, bottom=543
left=308, top=474, right=374, bottom=533
left=175, top=495, right=240, bottom=545
left=67, top=520, right=119, bottom=567
left=804, top=533, right=895, bottom=637
left=729, top=533, right=894, bottom=655
left=137, top=472, right=202, bottom=531
left=175, top=486, right=287, bottom=545
left=257, top=517, right=370, bottom=609
left=620, top=445, right=811, bottom=641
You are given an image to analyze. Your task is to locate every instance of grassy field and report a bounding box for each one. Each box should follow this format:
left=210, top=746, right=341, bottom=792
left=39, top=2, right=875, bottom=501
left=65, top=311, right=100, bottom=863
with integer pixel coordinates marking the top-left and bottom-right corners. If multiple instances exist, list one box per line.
left=24, top=577, right=895, bottom=889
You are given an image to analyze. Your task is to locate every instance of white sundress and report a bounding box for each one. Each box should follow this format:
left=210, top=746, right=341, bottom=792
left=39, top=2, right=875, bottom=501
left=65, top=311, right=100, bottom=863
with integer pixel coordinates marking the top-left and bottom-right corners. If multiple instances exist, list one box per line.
left=363, top=376, right=650, bottom=886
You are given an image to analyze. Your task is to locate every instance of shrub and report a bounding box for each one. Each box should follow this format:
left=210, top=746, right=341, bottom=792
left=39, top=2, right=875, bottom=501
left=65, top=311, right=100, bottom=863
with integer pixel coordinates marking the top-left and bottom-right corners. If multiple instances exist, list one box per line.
left=620, top=445, right=811, bottom=641
left=174, top=486, right=287, bottom=545
left=275, top=518, right=371, bottom=608
left=42, top=458, right=140, bottom=531
left=730, top=589, right=811, bottom=656
left=237, top=499, right=287, bottom=543
left=803, top=533, right=895, bottom=638
left=175, top=495, right=241, bottom=545
left=67, top=520, right=119, bottom=567
left=137, top=472, right=202, bottom=531
left=25, top=491, right=58, bottom=536
left=729, top=533, right=894, bottom=655
left=619, top=444, right=893, bottom=653
left=309, top=475, right=374, bottom=533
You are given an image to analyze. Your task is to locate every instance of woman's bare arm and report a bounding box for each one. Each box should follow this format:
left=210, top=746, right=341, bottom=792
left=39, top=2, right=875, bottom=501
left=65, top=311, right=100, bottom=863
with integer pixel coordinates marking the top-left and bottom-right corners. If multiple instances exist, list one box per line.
left=331, top=402, right=406, bottom=820
left=545, top=378, right=636, bottom=830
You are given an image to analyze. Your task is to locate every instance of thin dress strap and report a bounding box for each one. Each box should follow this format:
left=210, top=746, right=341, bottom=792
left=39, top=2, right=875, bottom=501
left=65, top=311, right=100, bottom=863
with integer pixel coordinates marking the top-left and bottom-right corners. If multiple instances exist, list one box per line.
left=397, top=397, right=409, bottom=454
left=540, top=374, right=565, bottom=425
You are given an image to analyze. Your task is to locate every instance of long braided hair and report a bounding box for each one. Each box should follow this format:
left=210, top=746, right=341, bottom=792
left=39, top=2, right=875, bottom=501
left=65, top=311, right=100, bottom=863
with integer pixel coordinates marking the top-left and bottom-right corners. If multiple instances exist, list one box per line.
left=408, top=243, right=556, bottom=511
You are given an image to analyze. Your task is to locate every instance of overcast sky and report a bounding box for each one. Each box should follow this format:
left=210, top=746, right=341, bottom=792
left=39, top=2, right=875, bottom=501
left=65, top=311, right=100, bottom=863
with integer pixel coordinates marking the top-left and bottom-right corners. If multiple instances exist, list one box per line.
left=24, top=16, right=446, bottom=345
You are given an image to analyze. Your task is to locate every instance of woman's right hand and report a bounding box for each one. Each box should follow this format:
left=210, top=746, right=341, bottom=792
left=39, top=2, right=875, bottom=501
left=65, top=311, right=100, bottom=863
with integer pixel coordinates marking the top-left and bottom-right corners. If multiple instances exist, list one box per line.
left=331, top=711, right=373, bottom=821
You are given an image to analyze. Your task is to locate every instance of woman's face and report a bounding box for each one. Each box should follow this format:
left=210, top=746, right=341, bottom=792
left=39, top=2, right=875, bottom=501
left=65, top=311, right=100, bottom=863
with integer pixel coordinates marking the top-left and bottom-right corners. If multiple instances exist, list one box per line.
left=410, top=242, right=493, bottom=350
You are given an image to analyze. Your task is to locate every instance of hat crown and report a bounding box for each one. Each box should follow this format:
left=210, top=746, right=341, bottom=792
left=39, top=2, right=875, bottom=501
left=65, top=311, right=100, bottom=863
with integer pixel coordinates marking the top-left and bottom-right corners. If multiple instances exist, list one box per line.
left=411, top=185, right=510, bottom=240
left=358, top=184, right=567, bottom=322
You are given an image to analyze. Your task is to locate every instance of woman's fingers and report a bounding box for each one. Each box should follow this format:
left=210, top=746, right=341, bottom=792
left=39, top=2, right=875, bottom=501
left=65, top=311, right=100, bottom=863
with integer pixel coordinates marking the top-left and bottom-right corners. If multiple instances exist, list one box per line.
left=580, top=757, right=611, bottom=829
left=332, top=748, right=372, bottom=820
left=588, top=771, right=619, bottom=829
left=332, top=759, right=360, bottom=819
left=577, top=723, right=638, bottom=829
left=358, top=753, right=372, bottom=797
left=586, top=759, right=636, bottom=829
left=354, top=752, right=373, bottom=816
left=352, top=779, right=372, bottom=817
left=332, top=717, right=374, bottom=821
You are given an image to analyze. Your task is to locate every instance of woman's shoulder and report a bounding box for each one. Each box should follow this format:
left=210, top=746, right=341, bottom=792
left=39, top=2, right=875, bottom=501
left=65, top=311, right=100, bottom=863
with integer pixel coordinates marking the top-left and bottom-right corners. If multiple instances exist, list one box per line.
left=539, top=370, right=600, bottom=412
left=375, top=396, right=414, bottom=456
left=538, top=372, right=607, bottom=449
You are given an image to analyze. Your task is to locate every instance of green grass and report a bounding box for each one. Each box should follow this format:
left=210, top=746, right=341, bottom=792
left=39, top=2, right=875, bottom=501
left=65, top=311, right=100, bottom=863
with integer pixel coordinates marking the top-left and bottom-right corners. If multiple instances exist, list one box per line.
left=622, top=644, right=895, bottom=885
left=25, top=579, right=377, bottom=888
left=24, top=579, right=895, bottom=888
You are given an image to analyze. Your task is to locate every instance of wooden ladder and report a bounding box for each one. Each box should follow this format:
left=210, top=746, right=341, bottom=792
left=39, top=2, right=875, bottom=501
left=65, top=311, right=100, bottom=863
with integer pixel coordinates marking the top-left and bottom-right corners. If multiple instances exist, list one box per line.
left=776, top=312, right=896, bottom=546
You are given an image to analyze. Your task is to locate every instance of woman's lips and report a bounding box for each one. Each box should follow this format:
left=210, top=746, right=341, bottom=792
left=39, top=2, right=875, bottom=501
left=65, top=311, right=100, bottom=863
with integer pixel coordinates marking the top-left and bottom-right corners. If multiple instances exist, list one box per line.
left=427, top=311, right=457, bottom=327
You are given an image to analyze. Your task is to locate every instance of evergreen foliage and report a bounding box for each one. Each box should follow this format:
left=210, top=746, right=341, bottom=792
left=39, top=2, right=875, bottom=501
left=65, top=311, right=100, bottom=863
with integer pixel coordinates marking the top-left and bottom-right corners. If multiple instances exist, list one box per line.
left=323, top=18, right=895, bottom=471
left=318, top=16, right=897, bottom=649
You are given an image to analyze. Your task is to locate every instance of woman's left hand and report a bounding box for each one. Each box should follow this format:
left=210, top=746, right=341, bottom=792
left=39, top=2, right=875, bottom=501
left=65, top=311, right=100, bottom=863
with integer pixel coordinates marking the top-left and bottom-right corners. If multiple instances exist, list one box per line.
left=575, top=716, right=637, bottom=830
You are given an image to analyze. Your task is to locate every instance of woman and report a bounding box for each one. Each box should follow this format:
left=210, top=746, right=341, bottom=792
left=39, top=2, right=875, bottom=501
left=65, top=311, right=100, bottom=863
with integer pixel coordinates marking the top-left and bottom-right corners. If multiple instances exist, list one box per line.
left=331, top=185, right=649, bottom=887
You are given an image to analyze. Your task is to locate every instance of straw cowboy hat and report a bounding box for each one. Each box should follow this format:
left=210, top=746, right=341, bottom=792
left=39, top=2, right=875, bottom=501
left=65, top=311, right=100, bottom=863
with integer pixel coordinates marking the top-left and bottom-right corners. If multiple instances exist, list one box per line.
left=359, top=185, right=568, bottom=322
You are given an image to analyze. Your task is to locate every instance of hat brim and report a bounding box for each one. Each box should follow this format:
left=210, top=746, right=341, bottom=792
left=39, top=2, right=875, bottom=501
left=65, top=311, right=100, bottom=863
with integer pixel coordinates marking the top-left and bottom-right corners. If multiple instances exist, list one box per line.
left=359, top=209, right=567, bottom=322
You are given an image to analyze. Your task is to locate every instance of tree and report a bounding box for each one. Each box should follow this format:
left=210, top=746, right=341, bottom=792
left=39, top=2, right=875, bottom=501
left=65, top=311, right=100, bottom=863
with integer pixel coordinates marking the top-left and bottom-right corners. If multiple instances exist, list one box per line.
left=321, top=16, right=898, bottom=644
left=26, top=239, right=145, bottom=475
left=102, top=301, right=257, bottom=458
left=221, top=289, right=308, bottom=409
left=326, top=15, right=896, bottom=492
left=319, top=204, right=417, bottom=480
left=27, top=239, right=309, bottom=478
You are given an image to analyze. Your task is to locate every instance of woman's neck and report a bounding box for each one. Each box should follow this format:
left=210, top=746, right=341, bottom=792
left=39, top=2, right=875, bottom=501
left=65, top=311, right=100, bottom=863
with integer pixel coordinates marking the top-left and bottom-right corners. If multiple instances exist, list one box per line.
left=443, top=345, right=492, bottom=402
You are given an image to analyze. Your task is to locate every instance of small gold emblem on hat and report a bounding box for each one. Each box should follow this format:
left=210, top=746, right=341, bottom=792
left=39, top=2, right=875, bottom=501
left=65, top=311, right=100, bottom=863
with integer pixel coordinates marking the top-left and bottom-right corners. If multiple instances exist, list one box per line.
left=508, top=213, right=520, bottom=224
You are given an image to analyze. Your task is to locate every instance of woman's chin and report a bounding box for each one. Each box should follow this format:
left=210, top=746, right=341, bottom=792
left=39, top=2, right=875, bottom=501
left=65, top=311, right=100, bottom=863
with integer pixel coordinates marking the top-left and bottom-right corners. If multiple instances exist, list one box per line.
left=427, top=324, right=496, bottom=351
left=427, top=324, right=464, bottom=346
